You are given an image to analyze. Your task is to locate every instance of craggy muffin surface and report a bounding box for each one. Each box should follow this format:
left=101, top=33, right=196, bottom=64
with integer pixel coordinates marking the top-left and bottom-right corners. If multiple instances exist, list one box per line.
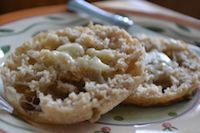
left=0, top=24, right=145, bottom=124
left=125, top=35, right=200, bottom=106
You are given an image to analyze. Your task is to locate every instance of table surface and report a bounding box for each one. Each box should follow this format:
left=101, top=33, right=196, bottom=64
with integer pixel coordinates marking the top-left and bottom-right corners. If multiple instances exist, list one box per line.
left=0, top=0, right=199, bottom=30
left=0, top=1, right=200, bottom=133
left=0, top=0, right=200, bottom=19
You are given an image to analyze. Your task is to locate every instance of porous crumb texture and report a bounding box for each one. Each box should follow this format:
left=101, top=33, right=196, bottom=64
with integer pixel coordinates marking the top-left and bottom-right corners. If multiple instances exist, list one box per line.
left=0, top=24, right=145, bottom=124
left=125, top=35, right=200, bottom=106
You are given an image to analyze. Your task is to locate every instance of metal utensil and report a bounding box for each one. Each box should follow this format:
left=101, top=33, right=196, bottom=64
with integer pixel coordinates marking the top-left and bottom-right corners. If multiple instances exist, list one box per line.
left=0, top=96, right=13, bottom=113
left=67, top=0, right=173, bottom=63
left=68, top=0, right=200, bottom=46
left=67, top=0, right=161, bottom=36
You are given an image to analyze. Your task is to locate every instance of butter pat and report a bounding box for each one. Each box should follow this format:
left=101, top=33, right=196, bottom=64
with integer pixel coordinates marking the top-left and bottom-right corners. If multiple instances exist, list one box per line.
left=86, top=48, right=115, bottom=63
left=57, top=43, right=84, bottom=58
left=46, top=43, right=114, bottom=72
left=77, top=56, right=113, bottom=72
left=144, top=51, right=171, bottom=65
left=52, top=51, right=75, bottom=64
left=40, top=49, right=75, bottom=66
left=145, top=51, right=174, bottom=75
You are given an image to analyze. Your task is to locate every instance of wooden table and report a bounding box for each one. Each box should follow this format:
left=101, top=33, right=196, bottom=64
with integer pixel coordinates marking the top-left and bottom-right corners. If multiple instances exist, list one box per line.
left=0, top=0, right=200, bottom=30
left=0, top=0, right=200, bottom=19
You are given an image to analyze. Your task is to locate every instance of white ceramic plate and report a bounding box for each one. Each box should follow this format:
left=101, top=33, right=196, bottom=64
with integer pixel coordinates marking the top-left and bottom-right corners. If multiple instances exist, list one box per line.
left=0, top=12, right=200, bottom=133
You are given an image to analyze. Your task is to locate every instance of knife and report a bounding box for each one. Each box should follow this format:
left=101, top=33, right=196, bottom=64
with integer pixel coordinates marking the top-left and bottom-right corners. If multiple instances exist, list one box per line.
left=67, top=0, right=200, bottom=58
left=67, top=0, right=163, bottom=37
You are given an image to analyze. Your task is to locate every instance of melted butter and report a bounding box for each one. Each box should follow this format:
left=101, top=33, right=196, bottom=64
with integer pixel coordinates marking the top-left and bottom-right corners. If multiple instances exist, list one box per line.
left=86, top=48, right=115, bottom=62
left=52, top=51, right=75, bottom=63
left=77, top=56, right=113, bottom=72
left=145, top=51, right=173, bottom=76
left=54, top=43, right=113, bottom=72
left=57, top=43, right=84, bottom=58
left=144, top=51, right=171, bottom=65
left=39, top=49, right=75, bottom=68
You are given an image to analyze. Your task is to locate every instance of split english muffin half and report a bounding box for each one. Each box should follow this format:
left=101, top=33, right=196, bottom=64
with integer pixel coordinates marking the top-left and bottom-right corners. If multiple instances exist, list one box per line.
left=0, top=24, right=145, bottom=124
left=125, top=35, right=200, bottom=106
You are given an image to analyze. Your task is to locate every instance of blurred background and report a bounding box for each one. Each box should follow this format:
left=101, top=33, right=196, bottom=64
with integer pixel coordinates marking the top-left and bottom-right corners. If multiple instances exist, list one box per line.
left=0, top=0, right=200, bottom=19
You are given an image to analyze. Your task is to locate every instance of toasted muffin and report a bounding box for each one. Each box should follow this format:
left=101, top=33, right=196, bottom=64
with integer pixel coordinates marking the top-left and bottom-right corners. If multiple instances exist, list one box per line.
left=0, top=24, right=145, bottom=124
left=125, top=35, right=200, bottom=106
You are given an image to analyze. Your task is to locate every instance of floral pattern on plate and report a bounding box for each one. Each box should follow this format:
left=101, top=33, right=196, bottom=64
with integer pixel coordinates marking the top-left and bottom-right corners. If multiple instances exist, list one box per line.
left=0, top=13, right=200, bottom=133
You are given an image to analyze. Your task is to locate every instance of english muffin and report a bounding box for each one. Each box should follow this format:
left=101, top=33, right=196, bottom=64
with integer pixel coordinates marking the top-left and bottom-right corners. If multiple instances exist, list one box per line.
left=125, top=35, right=200, bottom=106
left=0, top=24, right=145, bottom=124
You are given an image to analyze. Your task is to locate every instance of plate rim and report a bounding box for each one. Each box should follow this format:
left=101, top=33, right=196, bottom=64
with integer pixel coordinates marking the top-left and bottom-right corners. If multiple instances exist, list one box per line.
left=0, top=2, right=200, bottom=30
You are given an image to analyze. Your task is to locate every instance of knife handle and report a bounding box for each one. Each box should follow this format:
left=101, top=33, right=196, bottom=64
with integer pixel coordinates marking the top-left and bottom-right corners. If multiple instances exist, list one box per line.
left=67, top=0, right=134, bottom=28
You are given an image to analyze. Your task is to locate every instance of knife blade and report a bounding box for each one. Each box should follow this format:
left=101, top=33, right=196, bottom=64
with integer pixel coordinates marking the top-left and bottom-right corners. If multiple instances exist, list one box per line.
left=67, top=0, right=163, bottom=37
